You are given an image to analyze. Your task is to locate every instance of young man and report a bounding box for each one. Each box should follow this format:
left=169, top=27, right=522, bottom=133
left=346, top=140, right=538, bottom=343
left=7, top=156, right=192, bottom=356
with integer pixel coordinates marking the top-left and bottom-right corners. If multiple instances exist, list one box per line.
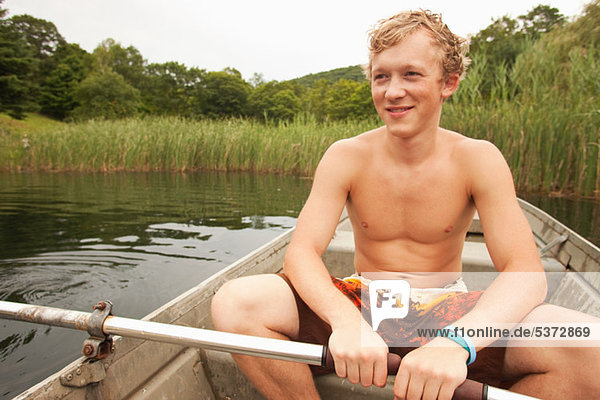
left=212, top=10, right=600, bottom=400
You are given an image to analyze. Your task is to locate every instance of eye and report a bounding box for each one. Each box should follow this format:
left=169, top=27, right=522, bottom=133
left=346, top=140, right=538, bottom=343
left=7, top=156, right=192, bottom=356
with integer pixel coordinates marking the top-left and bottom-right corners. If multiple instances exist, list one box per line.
left=373, top=73, right=388, bottom=81
left=406, top=71, right=421, bottom=77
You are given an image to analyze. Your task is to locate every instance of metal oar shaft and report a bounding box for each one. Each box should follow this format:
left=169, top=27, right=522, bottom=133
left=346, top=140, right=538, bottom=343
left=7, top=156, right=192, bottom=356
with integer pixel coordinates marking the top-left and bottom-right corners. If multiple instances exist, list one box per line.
left=0, top=300, right=324, bottom=365
left=104, top=315, right=324, bottom=365
left=0, top=300, right=91, bottom=331
left=0, top=300, right=539, bottom=400
left=486, top=387, right=539, bottom=400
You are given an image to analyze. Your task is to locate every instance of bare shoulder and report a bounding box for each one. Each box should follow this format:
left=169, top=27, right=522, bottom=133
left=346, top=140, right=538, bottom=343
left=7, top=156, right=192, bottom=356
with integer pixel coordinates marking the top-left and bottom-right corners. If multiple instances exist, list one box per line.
left=327, top=127, right=381, bottom=152
left=446, top=131, right=502, bottom=159
left=448, top=132, right=508, bottom=172
left=442, top=130, right=513, bottom=196
left=313, top=127, right=382, bottom=193
left=320, top=127, right=382, bottom=166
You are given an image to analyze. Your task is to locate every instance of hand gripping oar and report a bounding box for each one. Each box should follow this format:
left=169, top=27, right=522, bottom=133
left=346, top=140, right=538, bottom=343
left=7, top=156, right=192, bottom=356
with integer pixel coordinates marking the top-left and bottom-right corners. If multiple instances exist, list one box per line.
left=0, top=300, right=537, bottom=400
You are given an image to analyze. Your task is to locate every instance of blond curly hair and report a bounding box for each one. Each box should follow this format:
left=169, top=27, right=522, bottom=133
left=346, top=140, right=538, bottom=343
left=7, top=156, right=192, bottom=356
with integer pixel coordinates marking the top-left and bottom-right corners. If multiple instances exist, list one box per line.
left=364, top=10, right=470, bottom=81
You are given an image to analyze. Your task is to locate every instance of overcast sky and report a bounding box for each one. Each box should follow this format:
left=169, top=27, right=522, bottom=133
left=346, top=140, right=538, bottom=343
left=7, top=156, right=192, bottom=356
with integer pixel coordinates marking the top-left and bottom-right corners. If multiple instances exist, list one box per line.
left=3, top=0, right=588, bottom=82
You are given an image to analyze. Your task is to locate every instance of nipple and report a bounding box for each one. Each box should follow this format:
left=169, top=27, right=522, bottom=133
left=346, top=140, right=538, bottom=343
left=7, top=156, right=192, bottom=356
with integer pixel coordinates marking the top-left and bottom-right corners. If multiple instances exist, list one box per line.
left=361, top=221, right=369, bottom=228
left=444, top=225, right=453, bottom=233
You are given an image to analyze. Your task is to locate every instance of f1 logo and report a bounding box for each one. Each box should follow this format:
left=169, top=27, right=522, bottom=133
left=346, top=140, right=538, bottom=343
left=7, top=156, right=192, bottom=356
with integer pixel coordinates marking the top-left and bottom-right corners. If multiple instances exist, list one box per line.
left=368, top=280, right=410, bottom=330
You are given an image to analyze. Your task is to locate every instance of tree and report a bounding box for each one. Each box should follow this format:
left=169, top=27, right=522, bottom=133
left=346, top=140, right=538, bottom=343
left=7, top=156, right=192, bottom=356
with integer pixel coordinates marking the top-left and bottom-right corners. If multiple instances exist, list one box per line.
left=143, top=61, right=206, bottom=116
left=7, top=14, right=65, bottom=59
left=248, top=81, right=303, bottom=121
left=39, top=64, right=79, bottom=119
left=303, top=79, right=331, bottom=122
left=512, top=0, right=600, bottom=103
left=468, top=4, right=566, bottom=99
left=249, top=72, right=265, bottom=88
left=326, top=79, right=358, bottom=120
left=93, top=39, right=146, bottom=89
left=72, top=70, right=141, bottom=120
left=518, top=5, right=566, bottom=39
left=562, top=0, right=600, bottom=44
left=0, top=4, right=36, bottom=118
left=185, top=67, right=209, bottom=118
left=325, top=79, right=375, bottom=120
left=39, top=43, right=91, bottom=119
left=1, top=9, right=76, bottom=118
left=348, top=81, right=378, bottom=120
left=470, top=15, right=524, bottom=67
left=200, top=68, right=251, bottom=117
left=6, top=14, right=66, bottom=101
left=291, top=65, right=365, bottom=87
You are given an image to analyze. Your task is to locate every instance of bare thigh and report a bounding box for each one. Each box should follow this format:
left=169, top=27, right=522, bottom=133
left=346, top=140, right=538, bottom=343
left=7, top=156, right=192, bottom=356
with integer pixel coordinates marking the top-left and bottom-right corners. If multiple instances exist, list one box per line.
left=502, top=303, right=600, bottom=379
left=211, top=274, right=301, bottom=340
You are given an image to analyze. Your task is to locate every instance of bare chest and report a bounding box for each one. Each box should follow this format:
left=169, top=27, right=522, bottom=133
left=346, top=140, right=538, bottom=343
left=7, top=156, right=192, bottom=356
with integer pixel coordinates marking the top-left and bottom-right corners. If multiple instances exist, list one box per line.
left=347, top=165, right=474, bottom=243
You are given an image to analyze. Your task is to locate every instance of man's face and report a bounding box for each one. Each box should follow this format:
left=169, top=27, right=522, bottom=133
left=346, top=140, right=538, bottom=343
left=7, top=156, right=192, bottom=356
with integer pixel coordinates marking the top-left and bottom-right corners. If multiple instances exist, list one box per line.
left=370, top=29, right=457, bottom=139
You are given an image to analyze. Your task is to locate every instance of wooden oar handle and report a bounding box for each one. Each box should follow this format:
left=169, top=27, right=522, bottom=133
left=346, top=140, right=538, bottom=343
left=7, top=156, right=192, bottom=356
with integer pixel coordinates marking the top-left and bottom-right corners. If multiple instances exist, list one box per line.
left=322, top=345, right=403, bottom=375
left=323, top=346, right=487, bottom=400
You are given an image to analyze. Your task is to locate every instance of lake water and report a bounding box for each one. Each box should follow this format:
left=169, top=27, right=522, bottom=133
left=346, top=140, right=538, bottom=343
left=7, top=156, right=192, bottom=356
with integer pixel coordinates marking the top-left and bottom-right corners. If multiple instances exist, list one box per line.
left=0, top=172, right=598, bottom=399
left=0, top=172, right=312, bottom=399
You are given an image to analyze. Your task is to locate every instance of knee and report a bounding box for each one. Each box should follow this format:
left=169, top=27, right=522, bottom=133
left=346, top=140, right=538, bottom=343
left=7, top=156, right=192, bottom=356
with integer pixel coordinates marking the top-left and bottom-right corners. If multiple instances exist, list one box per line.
left=211, top=278, right=251, bottom=332
left=212, top=274, right=299, bottom=339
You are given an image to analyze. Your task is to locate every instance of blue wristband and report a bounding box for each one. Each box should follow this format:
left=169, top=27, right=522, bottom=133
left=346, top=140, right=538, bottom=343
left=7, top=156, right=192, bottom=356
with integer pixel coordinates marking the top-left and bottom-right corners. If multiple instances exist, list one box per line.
left=436, top=325, right=476, bottom=365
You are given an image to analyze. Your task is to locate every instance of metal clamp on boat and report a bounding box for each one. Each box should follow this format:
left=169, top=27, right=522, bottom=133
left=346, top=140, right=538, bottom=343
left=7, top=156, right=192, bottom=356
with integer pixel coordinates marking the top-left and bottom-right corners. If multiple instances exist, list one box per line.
left=81, top=300, right=114, bottom=360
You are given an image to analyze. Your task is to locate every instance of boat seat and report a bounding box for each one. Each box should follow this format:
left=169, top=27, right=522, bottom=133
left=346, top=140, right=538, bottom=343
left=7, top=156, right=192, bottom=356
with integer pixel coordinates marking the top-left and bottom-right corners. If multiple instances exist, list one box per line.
left=323, top=228, right=567, bottom=300
left=325, top=230, right=565, bottom=272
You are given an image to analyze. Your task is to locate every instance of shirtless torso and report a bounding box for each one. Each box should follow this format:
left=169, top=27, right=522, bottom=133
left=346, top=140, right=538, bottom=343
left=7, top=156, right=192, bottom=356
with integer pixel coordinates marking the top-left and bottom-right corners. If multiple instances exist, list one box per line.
left=331, top=126, right=479, bottom=287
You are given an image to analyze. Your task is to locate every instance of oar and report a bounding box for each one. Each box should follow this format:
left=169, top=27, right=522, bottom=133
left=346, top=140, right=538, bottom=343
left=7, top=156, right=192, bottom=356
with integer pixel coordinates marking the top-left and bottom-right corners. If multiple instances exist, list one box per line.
left=0, top=300, right=537, bottom=400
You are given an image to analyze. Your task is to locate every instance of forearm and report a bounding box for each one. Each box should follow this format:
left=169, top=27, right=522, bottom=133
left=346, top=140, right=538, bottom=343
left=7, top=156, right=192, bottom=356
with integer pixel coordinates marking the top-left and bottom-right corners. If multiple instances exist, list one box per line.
left=448, top=268, right=547, bottom=349
left=283, top=246, right=363, bottom=329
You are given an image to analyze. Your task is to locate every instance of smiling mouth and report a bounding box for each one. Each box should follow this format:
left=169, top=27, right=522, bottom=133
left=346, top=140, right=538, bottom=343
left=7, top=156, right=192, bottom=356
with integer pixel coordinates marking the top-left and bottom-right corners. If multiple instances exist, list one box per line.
left=386, top=106, right=414, bottom=113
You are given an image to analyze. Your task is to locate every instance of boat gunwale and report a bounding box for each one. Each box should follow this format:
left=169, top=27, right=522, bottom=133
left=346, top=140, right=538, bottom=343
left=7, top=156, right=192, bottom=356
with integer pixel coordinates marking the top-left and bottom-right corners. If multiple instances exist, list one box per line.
left=518, top=198, right=600, bottom=273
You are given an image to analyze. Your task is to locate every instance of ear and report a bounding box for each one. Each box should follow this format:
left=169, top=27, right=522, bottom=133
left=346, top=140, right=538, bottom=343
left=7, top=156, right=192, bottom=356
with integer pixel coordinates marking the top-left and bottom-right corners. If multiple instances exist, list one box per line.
left=441, top=73, right=460, bottom=99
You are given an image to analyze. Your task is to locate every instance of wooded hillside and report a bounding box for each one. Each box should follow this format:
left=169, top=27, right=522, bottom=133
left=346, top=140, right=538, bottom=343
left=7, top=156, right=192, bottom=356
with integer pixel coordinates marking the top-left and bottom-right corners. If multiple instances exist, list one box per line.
left=1, top=1, right=597, bottom=125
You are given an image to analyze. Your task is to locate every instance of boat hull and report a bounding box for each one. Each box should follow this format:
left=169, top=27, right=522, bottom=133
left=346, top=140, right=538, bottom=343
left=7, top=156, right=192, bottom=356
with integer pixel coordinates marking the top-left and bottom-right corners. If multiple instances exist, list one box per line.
left=11, top=200, right=600, bottom=399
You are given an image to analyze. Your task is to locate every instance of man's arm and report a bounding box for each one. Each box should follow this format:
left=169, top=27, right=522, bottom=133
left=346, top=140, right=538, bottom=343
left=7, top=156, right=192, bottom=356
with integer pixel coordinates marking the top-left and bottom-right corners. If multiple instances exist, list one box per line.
left=394, top=140, right=547, bottom=400
left=283, top=139, right=389, bottom=388
left=458, top=140, right=548, bottom=335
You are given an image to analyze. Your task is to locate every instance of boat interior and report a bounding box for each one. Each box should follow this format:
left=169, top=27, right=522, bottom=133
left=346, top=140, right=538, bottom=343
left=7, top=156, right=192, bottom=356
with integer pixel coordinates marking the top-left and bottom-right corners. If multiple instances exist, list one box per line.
left=13, top=200, right=600, bottom=400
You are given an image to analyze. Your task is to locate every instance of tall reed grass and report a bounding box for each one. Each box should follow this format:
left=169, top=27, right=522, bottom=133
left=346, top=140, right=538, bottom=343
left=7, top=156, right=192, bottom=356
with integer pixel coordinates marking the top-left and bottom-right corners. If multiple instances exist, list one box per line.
left=0, top=115, right=378, bottom=176
left=442, top=32, right=599, bottom=198
left=2, top=107, right=597, bottom=198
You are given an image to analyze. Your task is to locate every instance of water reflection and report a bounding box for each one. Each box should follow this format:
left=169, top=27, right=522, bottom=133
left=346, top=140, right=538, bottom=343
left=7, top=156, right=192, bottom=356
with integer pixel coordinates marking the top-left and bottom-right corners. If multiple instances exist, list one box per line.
left=0, top=171, right=311, bottom=399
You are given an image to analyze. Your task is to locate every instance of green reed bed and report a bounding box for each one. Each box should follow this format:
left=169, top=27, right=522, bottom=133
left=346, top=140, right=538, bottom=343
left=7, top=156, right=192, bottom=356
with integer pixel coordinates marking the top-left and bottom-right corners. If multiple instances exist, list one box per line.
left=0, top=116, right=379, bottom=175
left=443, top=101, right=599, bottom=197
left=441, top=33, right=600, bottom=199
left=1, top=104, right=598, bottom=197
left=1, top=109, right=598, bottom=197
left=2, top=111, right=598, bottom=197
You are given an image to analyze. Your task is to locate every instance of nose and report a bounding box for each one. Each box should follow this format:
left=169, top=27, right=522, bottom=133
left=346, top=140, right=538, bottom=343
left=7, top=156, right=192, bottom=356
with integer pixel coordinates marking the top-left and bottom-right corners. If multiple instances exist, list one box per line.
left=385, top=77, right=407, bottom=100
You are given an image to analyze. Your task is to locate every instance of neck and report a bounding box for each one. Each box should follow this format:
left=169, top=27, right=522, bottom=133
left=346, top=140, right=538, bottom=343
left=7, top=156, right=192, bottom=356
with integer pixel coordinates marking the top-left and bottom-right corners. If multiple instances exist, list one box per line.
left=383, top=126, right=440, bottom=166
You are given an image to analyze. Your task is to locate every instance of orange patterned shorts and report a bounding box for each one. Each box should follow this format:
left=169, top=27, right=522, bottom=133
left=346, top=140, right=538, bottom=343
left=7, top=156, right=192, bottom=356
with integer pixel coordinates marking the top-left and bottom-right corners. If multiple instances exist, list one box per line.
left=277, top=273, right=483, bottom=375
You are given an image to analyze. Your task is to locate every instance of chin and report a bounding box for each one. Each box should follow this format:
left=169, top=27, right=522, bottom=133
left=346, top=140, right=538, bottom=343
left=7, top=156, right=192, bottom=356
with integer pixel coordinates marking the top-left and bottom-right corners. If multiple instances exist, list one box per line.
left=384, top=124, right=415, bottom=139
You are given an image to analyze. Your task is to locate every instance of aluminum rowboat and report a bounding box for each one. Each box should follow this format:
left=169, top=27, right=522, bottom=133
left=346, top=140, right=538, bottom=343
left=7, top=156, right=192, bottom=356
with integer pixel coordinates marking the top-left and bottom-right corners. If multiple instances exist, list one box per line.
left=6, top=199, right=600, bottom=399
